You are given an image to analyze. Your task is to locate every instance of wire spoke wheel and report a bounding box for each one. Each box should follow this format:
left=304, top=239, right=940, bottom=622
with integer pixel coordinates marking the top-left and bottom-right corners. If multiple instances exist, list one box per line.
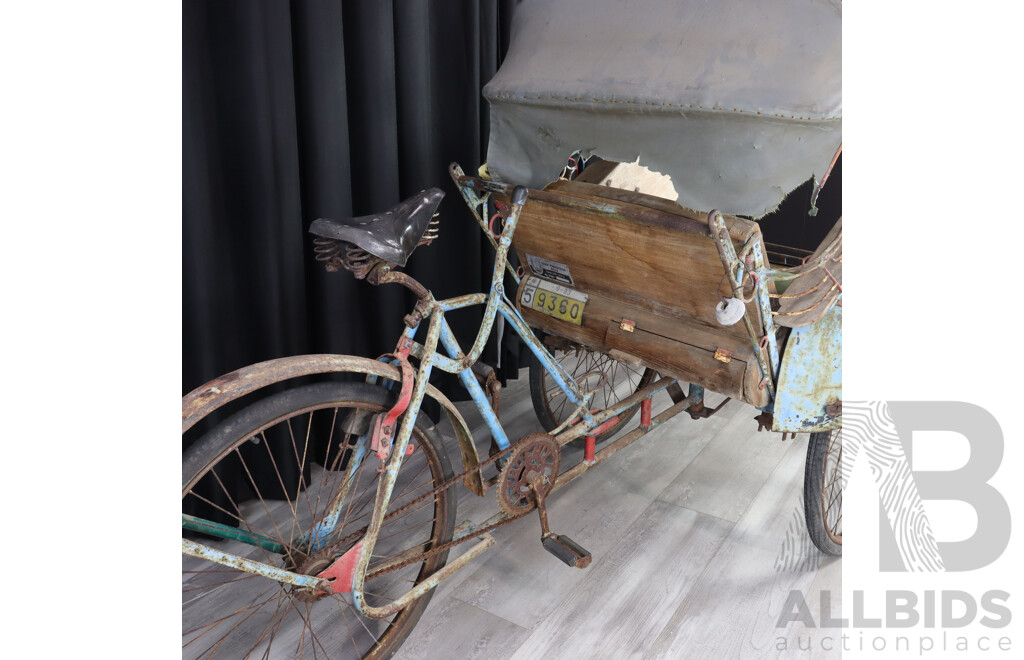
left=803, top=427, right=842, bottom=556
left=529, top=346, right=655, bottom=445
left=182, top=382, right=456, bottom=659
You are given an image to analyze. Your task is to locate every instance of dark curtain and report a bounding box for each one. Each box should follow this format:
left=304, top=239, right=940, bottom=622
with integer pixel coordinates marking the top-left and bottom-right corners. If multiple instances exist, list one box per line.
left=183, top=1, right=520, bottom=434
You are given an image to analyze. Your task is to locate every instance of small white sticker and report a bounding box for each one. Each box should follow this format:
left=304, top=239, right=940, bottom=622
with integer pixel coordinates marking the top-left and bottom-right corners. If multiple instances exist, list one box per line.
left=525, top=254, right=574, bottom=286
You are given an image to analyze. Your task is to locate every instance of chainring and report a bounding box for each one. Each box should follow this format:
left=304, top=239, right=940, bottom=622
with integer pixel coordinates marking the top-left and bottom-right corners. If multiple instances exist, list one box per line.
left=496, top=432, right=561, bottom=516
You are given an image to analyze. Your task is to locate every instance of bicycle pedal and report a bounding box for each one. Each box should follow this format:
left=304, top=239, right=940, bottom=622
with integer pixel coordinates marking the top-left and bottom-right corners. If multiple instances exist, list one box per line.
left=541, top=533, right=592, bottom=569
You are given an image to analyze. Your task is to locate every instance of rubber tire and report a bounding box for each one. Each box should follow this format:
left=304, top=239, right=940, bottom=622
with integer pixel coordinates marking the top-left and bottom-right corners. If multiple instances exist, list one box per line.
left=182, top=382, right=456, bottom=660
left=803, top=428, right=842, bottom=556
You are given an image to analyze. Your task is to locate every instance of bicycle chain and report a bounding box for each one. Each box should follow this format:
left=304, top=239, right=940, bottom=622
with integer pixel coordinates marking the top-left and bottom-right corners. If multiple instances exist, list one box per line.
left=362, top=435, right=539, bottom=579
left=367, top=509, right=532, bottom=580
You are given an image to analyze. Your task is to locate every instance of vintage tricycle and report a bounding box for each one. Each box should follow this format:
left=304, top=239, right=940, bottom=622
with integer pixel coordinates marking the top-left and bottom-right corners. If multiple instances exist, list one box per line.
left=182, top=161, right=841, bottom=658
left=182, top=2, right=841, bottom=657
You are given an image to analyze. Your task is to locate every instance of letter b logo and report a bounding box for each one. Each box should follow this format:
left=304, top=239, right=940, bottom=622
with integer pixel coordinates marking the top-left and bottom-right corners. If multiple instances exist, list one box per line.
left=869, top=401, right=1011, bottom=571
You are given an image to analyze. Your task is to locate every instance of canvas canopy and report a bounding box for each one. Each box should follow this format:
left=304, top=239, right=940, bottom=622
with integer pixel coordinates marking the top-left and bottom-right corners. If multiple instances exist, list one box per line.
left=483, top=0, right=842, bottom=218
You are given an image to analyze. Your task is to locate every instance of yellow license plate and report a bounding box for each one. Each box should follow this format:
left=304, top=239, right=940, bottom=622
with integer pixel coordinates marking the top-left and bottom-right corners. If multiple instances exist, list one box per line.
left=521, top=276, right=588, bottom=326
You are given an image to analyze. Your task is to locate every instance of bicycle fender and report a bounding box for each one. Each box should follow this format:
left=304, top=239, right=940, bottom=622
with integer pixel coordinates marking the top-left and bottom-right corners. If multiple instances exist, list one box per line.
left=182, top=354, right=486, bottom=496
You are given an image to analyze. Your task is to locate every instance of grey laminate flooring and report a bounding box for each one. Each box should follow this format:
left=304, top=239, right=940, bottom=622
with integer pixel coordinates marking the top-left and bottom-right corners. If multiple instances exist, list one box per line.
left=392, top=370, right=841, bottom=660
left=183, top=367, right=840, bottom=659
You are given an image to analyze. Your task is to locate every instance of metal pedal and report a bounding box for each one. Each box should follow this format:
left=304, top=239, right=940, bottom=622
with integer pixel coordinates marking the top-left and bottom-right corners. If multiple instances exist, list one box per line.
left=541, top=534, right=592, bottom=568
left=528, top=476, right=593, bottom=569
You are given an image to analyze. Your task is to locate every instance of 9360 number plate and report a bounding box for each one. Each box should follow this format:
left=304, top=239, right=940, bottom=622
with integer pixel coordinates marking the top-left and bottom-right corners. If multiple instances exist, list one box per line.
left=520, top=276, right=588, bottom=326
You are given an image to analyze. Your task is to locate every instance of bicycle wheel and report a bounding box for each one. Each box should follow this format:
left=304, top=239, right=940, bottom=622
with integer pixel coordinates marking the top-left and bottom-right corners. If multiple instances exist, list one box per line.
left=182, top=382, right=456, bottom=660
left=529, top=347, right=655, bottom=445
left=803, top=427, right=842, bottom=556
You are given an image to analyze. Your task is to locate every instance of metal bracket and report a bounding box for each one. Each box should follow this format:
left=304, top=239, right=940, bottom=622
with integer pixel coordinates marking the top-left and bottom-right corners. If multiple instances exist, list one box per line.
left=370, top=340, right=416, bottom=464
left=754, top=411, right=794, bottom=440
left=315, top=541, right=364, bottom=595
left=687, top=397, right=731, bottom=420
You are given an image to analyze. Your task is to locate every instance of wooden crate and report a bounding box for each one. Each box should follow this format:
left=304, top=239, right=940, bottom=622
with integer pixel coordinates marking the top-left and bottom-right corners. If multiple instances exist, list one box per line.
left=511, top=179, right=771, bottom=407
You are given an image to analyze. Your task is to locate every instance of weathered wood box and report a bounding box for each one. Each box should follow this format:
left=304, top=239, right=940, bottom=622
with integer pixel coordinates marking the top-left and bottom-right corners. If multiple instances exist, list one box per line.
left=510, top=174, right=771, bottom=408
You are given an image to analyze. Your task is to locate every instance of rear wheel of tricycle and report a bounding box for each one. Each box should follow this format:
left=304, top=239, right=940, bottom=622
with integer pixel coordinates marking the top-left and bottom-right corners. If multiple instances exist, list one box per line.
left=182, top=382, right=456, bottom=660
left=804, top=427, right=842, bottom=556
left=529, top=346, right=655, bottom=446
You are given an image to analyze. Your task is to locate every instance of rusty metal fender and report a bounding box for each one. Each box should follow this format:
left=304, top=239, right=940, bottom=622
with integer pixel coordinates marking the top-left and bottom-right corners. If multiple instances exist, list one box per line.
left=772, top=305, right=841, bottom=433
left=182, top=354, right=486, bottom=496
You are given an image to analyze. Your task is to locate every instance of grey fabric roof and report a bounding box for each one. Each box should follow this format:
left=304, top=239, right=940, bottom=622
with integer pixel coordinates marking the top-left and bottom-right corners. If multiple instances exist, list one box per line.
left=484, top=0, right=842, bottom=217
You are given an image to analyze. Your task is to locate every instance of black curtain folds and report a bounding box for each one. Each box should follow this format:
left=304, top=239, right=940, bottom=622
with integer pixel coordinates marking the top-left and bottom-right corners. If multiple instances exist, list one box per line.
left=184, top=1, right=519, bottom=426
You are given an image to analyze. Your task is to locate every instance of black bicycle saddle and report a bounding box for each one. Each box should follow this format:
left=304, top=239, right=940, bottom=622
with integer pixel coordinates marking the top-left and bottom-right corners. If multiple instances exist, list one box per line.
left=309, top=188, right=444, bottom=267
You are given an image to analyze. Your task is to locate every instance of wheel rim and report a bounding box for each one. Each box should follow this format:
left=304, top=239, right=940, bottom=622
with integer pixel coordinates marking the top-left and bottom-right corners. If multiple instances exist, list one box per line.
left=540, top=348, right=652, bottom=437
left=182, top=396, right=451, bottom=659
left=819, top=428, right=843, bottom=545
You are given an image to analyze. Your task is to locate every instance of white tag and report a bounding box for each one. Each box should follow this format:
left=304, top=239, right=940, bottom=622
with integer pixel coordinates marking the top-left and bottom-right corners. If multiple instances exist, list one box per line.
left=525, top=254, right=574, bottom=286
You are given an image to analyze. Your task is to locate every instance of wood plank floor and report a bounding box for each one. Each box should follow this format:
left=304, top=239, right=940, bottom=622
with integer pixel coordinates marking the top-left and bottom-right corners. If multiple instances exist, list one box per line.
left=183, top=368, right=841, bottom=659
left=393, top=370, right=841, bottom=660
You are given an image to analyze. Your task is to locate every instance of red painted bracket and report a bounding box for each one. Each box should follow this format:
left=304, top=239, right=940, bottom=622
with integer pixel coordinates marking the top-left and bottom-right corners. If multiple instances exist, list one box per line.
left=316, top=541, right=364, bottom=594
left=584, top=414, right=619, bottom=463
left=589, top=415, right=620, bottom=438
left=370, top=341, right=416, bottom=462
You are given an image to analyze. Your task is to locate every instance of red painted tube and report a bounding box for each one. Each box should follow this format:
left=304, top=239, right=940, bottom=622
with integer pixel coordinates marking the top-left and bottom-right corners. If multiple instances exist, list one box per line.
left=640, top=398, right=652, bottom=429
left=584, top=435, right=596, bottom=463
left=588, top=414, right=620, bottom=438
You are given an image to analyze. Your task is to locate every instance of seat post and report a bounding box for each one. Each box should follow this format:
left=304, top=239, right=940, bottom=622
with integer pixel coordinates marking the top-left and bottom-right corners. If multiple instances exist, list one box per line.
left=366, top=264, right=430, bottom=302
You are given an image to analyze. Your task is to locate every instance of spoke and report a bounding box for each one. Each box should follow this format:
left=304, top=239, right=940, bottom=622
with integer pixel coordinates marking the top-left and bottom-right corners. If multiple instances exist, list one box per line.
left=259, top=429, right=302, bottom=537
left=826, top=487, right=842, bottom=514
left=338, top=596, right=391, bottom=651
left=600, top=360, right=615, bottom=409
left=333, top=596, right=369, bottom=659
left=184, top=489, right=294, bottom=559
left=824, top=451, right=843, bottom=490
left=185, top=587, right=285, bottom=656
left=290, top=415, right=318, bottom=539
left=285, top=598, right=334, bottom=660
left=365, top=496, right=437, bottom=536
left=323, top=481, right=437, bottom=557
left=182, top=572, right=262, bottom=594
left=370, top=514, right=440, bottom=550
left=245, top=588, right=291, bottom=658
left=184, top=587, right=284, bottom=638
left=335, top=454, right=376, bottom=542
left=232, top=447, right=296, bottom=567
left=311, top=408, right=345, bottom=528
left=197, top=466, right=300, bottom=568
left=334, top=469, right=385, bottom=536
left=361, top=588, right=403, bottom=598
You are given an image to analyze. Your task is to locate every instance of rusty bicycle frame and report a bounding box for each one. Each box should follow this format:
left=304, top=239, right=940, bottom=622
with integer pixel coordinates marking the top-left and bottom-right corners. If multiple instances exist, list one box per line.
left=181, top=161, right=802, bottom=622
